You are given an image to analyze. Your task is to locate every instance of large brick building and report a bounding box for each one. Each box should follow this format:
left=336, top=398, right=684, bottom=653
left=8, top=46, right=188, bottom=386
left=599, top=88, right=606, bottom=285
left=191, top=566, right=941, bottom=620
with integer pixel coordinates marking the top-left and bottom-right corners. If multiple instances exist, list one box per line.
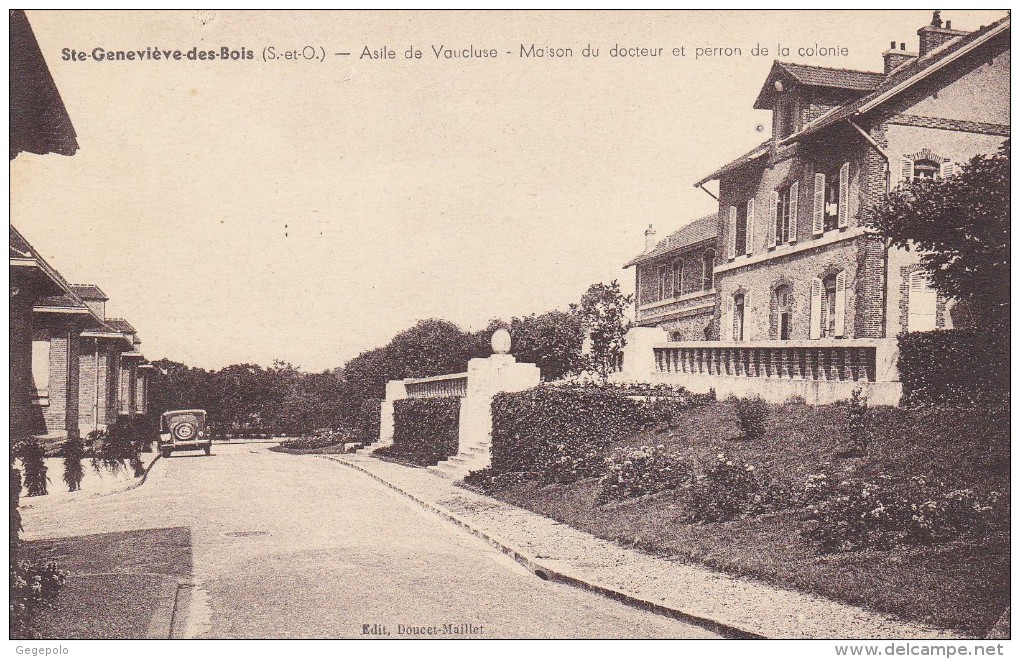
left=622, top=12, right=1008, bottom=403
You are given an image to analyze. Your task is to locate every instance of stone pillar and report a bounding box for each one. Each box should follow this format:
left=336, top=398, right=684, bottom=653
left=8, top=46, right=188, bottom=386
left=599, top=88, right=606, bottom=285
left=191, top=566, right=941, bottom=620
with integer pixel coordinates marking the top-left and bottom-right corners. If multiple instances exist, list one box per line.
left=378, top=379, right=407, bottom=447
left=459, top=352, right=540, bottom=455
left=614, top=326, right=669, bottom=383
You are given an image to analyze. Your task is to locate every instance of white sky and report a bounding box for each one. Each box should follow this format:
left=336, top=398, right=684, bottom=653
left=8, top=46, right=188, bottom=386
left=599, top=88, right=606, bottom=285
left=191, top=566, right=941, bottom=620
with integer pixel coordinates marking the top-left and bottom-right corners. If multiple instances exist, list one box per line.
left=11, top=10, right=1008, bottom=371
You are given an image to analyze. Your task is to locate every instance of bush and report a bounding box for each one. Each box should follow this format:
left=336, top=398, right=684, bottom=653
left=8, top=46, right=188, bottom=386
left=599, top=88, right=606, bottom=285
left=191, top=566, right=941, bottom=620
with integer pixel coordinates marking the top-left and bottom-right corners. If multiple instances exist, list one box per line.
left=489, top=384, right=647, bottom=480
left=376, top=397, right=460, bottom=466
left=354, top=398, right=382, bottom=444
left=89, top=418, right=150, bottom=476
left=839, top=388, right=872, bottom=457
left=803, top=474, right=1002, bottom=553
left=595, top=445, right=694, bottom=505
left=10, top=561, right=65, bottom=639
left=683, top=451, right=773, bottom=522
left=275, top=427, right=357, bottom=453
left=16, top=439, right=48, bottom=497
left=462, top=467, right=538, bottom=494
left=898, top=330, right=1009, bottom=408
left=61, top=437, right=85, bottom=492
left=732, top=395, right=769, bottom=440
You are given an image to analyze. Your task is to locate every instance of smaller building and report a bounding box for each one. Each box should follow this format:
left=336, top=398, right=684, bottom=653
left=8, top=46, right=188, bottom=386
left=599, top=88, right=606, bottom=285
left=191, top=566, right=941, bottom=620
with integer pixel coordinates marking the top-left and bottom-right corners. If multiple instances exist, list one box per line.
left=624, top=214, right=718, bottom=341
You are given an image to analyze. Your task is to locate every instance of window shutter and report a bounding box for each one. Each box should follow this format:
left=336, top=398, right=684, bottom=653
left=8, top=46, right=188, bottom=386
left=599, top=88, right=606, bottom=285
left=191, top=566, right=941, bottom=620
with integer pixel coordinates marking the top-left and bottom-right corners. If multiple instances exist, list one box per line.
left=789, top=181, right=799, bottom=241
left=837, top=162, right=849, bottom=229
left=939, top=160, right=956, bottom=179
left=907, top=271, right=938, bottom=332
left=744, top=291, right=753, bottom=341
left=721, top=297, right=733, bottom=341
left=768, top=191, right=778, bottom=248
left=812, top=173, right=825, bottom=235
left=809, top=277, right=822, bottom=339
left=727, top=206, right=737, bottom=260
left=834, top=270, right=847, bottom=337
left=745, top=199, right=755, bottom=255
left=900, top=156, right=914, bottom=186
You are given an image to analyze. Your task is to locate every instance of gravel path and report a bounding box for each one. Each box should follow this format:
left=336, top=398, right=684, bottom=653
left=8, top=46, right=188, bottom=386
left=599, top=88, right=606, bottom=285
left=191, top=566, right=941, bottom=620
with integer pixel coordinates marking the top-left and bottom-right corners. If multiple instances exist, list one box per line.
left=324, top=452, right=969, bottom=640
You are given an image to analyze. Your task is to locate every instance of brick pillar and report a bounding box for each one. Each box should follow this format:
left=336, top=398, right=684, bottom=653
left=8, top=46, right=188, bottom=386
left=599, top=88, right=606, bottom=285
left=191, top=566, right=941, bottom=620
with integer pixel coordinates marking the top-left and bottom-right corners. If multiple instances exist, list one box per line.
left=9, top=285, right=34, bottom=440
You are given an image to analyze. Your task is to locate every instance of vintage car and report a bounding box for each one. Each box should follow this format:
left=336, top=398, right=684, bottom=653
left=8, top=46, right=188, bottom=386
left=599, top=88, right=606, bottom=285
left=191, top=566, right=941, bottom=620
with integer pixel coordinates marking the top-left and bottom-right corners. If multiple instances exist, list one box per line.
left=159, top=409, right=211, bottom=458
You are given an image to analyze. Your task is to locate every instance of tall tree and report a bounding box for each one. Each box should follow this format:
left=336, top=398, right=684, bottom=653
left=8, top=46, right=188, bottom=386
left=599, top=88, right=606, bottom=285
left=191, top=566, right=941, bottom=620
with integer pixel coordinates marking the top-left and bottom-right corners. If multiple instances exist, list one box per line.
left=576, top=280, right=633, bottom=382
left=863, top=140, right=1009, bottom=332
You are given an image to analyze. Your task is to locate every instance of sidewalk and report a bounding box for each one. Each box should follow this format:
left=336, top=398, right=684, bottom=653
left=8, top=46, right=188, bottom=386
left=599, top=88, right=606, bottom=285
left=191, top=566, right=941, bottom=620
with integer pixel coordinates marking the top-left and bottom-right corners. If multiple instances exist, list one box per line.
left=322, top=452, right=965, bottom=640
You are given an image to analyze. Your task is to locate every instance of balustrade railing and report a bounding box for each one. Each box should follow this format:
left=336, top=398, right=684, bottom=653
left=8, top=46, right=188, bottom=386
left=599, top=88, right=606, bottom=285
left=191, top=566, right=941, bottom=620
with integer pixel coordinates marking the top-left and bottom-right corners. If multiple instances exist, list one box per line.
left=403, top=373, right=469, bottom=398
left=653, top=342, right=878, bottom=382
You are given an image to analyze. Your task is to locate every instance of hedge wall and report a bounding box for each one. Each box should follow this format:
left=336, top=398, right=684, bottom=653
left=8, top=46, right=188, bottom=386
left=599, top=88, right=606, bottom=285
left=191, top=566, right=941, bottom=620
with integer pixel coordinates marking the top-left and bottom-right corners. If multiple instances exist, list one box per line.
left=489, top=385, right=648, bottom=477
left=377, top=397, right=460, bottom=466
left=898, top=329, right=1009, bottom=408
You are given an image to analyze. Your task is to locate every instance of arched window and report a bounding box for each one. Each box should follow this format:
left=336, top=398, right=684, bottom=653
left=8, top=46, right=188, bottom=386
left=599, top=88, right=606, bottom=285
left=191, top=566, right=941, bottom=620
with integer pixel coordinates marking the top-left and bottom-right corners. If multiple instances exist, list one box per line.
left=669, top=330, right=683, bottom=342
left=672, top=258, right=684, bottom=297
left=774, top=285, right=793, bottom=340
left=702, top=249, right=715, bottom=291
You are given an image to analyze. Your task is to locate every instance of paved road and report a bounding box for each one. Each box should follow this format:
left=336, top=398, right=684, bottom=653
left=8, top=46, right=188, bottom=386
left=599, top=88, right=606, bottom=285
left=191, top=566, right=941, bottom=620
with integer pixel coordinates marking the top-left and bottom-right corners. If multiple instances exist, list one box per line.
left=21, top=443, right=718, bottom=639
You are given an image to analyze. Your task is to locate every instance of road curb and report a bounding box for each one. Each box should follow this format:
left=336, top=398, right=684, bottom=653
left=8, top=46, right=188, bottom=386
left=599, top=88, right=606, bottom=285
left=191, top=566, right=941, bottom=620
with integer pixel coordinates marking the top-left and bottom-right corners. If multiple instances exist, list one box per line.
left=320, top=455, right=766, bottom=640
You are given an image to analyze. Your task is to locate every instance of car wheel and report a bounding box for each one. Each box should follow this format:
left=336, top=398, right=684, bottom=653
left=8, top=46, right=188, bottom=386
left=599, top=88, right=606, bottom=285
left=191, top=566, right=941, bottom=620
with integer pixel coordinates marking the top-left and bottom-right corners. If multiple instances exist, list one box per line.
left=204, top=445, right=211, bottom=456
left=161, top=448, right=172, bottom=459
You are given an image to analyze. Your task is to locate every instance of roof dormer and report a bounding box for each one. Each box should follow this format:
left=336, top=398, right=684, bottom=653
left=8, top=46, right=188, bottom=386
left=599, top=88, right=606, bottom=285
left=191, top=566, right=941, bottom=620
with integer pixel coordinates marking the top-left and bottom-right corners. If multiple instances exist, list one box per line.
left=754, top=61, right=885, bottom=144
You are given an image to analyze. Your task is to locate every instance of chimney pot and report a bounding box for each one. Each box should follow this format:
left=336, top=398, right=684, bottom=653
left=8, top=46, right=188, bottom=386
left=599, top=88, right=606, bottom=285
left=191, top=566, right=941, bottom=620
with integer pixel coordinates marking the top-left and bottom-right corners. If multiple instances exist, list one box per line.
left=644, top=224, right=657, bottom=253
left=901, top=42, right=906, bottom=50
left=946, top=20, right=951, bottom=29
left=890, top=40, right=896, bottom=49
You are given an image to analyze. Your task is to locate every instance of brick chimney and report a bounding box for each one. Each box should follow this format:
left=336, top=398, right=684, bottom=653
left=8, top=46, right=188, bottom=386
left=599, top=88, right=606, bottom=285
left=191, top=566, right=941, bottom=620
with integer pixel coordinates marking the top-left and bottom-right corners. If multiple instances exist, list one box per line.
left=883, top=41, right=917, bottom=73
left=917, top=11, right=969, bottom=56
left=644, top=224, right=657, bottom=253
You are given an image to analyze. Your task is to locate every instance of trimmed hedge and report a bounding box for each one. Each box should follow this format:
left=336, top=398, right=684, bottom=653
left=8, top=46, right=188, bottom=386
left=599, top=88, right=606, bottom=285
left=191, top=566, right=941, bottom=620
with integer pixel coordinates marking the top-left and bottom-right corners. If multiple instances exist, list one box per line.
left=898, top=330, right=1009, bottom=408
left=489, top=385, right=648, bottom=480
left=376, top=397, right=460, bottom=466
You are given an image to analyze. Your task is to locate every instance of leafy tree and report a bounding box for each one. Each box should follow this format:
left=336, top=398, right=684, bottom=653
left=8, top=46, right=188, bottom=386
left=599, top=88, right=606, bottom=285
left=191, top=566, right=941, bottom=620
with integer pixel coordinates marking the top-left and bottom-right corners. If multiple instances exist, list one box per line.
left=863, top=140, right=1009, bottom=331
left=576, top=280, right=634, bottom=382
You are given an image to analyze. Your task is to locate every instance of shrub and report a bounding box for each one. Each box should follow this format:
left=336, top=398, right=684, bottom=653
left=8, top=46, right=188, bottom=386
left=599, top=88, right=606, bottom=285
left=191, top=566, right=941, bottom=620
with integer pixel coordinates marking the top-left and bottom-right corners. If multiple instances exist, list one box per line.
left=683, top=451, right=772, bottom=522
left=61, top=437, right=85, bottom=492
left=462, top=467, right=538, bottom=494
left=489, top=384, right=647, bottom=481
left=803, top=475, right=903, bottom=552
left=377, top=397, right=460, bottom=466
left=354, top=398, right=382, bottom=444
left=839, top=388, right=872, bottom=457
left=10, top=561, right=65, bottom=639
left=803, top=474, right=1002, bottom=553
left=16, top=439, right=48, bottom=497
left=89, top=419, right=149, bottom=476
left=898, top=329, right=1009, bottom=408
left=275, top=427, right=357, bottom=453
left=732, top=395, right=769, bottom=440
left=595, top=445, right=694, bottom=505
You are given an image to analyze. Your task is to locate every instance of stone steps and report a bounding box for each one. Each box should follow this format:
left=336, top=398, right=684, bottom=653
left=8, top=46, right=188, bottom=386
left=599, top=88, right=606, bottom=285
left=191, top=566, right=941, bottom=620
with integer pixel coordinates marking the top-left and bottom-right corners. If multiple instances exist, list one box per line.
left=428, top=446, right=491, bottom=480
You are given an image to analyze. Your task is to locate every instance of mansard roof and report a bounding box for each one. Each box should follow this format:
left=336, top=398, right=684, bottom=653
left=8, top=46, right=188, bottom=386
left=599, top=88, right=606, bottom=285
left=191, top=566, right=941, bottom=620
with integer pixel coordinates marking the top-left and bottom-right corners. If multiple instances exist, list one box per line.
left=624, top=213, right=718, bottom=268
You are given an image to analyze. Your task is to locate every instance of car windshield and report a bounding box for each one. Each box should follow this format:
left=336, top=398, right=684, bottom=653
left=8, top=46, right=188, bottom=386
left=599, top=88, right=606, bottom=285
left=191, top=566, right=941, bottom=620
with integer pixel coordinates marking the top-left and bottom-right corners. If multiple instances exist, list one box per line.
left=162, top=412, right=205, bottom=430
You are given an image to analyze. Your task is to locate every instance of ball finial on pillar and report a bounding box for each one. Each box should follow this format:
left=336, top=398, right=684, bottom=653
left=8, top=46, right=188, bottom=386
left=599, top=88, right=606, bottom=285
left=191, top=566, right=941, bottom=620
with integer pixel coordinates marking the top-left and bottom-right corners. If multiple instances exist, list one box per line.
left=491, top=328, right=511, bottom=355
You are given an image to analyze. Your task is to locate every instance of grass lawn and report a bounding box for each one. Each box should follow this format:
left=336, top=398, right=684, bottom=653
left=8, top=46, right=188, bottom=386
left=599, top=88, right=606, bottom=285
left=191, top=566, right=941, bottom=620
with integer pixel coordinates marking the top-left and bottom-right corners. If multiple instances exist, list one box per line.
left=490, top=400, right=1010, bottom=637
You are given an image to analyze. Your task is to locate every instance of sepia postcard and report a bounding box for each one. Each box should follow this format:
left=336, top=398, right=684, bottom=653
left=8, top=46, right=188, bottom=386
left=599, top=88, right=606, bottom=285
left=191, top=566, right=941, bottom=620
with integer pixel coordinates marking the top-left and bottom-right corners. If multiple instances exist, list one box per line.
left=8, top=8, right=1011, bottom=654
